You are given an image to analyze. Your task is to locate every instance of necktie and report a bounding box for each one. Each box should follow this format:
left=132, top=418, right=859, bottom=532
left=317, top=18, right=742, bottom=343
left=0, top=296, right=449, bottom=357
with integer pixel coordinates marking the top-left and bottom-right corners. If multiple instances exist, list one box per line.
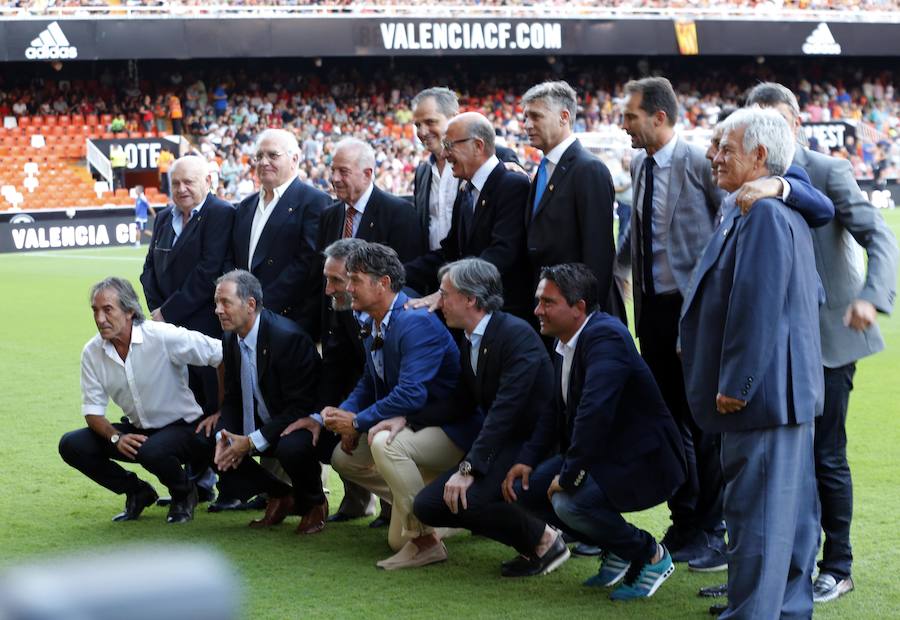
left=239, top=340, right=255, bottom=436
left=459, top=183, right=475, bottom=237
left=343, top=205, right=356, bottom=239
left=532, top=157, right=548, bottom=215
left=641, top=158, right=656, bottom=296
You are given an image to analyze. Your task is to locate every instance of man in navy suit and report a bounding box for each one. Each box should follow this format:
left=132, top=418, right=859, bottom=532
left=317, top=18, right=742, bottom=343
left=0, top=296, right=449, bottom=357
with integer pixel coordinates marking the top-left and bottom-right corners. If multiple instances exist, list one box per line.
left=507, top=263, right=685, bottom=599
left=680, top=108, right=824, bottom=619
left=232, top=129, right=330, bottom=335
left=405, top=112, right=532, bottom=320
left=413, top=258, right=569, bottom=577
left=140, top=155, right=234, bottom=418
left=322, top=244, right=481, bottom=569
left=210, top=270, right=326, bottom=534
left=521, top=80, right=624, bottom=324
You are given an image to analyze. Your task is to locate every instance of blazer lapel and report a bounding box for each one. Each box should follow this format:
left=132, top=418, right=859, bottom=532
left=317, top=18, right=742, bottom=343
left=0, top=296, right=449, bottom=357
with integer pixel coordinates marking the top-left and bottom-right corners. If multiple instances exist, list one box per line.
left=665, top=141, right=689, bottom=231
left=252, top=180, right=299, bottom=271
left=469, top=164, right=502, bottom=245
left=682, top=203, right=741, bottom=315
left=357, top=188, right=380, bottom=240
left=474, top=312, right=500, bottom=397
left=532, top=142, right=578, bottom=220
left=255, top=312, right=271, bottom=390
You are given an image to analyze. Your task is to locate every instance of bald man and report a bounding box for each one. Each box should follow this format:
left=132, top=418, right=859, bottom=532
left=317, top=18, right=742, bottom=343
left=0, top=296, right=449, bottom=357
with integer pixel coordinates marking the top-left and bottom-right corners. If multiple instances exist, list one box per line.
left=406, top=112, right=532, bottom=321
left=233, top=128, right=331, bottom=336
left=141, top=154, right=235, bottom=417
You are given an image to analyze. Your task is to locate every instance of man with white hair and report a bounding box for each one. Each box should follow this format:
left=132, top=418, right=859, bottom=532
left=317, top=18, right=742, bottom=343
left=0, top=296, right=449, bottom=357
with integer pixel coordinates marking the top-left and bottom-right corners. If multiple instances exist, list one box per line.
left=680, top=108, right=824, bottom=619
left=141, top=155, right=234, bottom=424
left=232, top=128, right=331, bottom=335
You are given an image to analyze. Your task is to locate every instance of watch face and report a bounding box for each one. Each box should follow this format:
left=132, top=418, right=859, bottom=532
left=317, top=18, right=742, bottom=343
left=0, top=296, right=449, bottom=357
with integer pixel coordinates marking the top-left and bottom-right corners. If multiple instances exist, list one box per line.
left=110, top=434, right=120, bottom=444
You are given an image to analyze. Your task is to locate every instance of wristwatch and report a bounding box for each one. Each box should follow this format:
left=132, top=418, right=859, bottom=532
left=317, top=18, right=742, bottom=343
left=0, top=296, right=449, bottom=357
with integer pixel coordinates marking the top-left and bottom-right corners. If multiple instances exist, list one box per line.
left=458, top=460, right=473, bottom=477
left=110, top=434, right=121, bottom=445
left=351, top=417, right=360, bottom=432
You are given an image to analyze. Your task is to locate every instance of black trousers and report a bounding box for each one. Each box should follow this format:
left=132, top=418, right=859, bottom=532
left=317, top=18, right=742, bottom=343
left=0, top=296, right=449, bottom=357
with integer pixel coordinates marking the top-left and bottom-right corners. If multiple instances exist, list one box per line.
left=59, top=419, right=202, bottom=499
left=413, top=443, right=546, bottom=555
left=210, top=426, right=340, bottom=513
left=638, top=292, right=724, bottom=535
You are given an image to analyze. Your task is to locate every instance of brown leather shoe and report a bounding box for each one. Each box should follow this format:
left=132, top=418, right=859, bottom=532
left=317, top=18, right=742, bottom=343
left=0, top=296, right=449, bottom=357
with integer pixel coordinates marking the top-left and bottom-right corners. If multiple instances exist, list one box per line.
left=249, top=494, right=295, bottom=528
left=296, top=499, right=328, bottom=535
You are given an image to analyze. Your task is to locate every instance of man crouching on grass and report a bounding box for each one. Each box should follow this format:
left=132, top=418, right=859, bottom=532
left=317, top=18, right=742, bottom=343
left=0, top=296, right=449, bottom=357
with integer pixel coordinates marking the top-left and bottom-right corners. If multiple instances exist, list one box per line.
left=59, top=277, right=223, bottom=524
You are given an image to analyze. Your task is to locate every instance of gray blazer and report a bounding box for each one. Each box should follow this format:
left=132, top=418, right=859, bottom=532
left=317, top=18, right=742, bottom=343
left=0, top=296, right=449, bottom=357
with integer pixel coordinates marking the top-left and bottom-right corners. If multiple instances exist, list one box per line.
left=793, top=146, right=898, bottom=368
left=616, top=137, right=723, bottom=328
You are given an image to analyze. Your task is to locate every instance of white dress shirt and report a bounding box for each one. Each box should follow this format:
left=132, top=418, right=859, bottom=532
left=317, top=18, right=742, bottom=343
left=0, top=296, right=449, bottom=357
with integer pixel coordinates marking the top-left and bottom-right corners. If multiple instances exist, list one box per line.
left=468, top=155, right=500, bottom=206
left=345, top=183, right=374, bottom=238
left=427, top=156, right=459, bottom=250
left=542, top=134, right=578, bottom=179
left=636, top=134, right=678, bottom=294
left=554, top=312, right=594, bottom=406
left=81, top=321, right=222, bottom=429
left=248, top=176, right=295, bottom=267
left=171, top=194, right=208, bottom=241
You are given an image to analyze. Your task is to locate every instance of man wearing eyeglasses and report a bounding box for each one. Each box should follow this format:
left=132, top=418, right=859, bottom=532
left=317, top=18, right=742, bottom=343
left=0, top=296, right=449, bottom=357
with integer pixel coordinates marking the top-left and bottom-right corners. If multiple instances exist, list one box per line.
left=405, top=112, right=532, bottom=321
left=232, top=128, right=330, bottom=336
left=321, top=243, right=481, bottom=570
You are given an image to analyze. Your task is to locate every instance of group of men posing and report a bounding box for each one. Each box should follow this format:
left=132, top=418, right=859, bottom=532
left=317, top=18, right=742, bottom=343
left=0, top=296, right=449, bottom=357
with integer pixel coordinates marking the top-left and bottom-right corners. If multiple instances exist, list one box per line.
left=59, top=77, right=896, bottom=618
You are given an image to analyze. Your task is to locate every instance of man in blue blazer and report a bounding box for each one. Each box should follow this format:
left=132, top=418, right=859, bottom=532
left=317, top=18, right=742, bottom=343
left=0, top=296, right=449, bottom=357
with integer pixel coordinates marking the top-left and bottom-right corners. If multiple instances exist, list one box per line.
left=680, top=108, right=824, bottom=619
left=140, top=155, right=234, bottom=417
left=231, top=129, right=331, bottom=335
left=321, top=243, right=481, bottom=569
left=507, top=263, right=686, bottom=599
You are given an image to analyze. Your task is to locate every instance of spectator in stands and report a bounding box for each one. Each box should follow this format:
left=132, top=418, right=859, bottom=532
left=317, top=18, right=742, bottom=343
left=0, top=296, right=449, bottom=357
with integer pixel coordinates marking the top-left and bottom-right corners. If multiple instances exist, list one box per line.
left=109, top=113, right=126, bottom=134
left=169, top=93, right=183, bottom=135
left=59, top=277, right=222, bottom=525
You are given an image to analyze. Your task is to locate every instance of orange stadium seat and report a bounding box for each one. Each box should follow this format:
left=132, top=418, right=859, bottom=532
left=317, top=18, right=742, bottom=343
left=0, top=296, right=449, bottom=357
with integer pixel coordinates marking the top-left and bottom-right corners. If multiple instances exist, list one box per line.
left=100, top=114, right=113, bottom=125
left=44, top=116, right=58, bottom=126
left=57, top=115, right=70, bottom=126
left=85, top=115, right=99, bottom=126
left=18, top=117, right=31, bottom=127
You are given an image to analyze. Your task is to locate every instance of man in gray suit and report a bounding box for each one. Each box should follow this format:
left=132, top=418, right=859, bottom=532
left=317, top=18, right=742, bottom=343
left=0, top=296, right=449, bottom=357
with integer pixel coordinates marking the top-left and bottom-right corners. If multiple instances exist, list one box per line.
left=748, top=82, right=899, bottom=604
left=681, top=107, right=823, bottom=619
left=616, top=77, right=726, bottom=565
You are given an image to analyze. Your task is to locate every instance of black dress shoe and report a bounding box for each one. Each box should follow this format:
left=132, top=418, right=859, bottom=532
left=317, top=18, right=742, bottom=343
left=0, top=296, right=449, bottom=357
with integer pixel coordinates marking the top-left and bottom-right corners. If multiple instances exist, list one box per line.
left=572, top=543, right=603, bottom=557
left=709, top=603, right=727, bottom=616
left=167, top=486, right=198, bottom=524
left=207, top=497, right=242, bottom=513
left=197, top=486, right=216, bottom=504
left=112, top=481, right=158, bottom=522
left=699, top=583, right=728, bottom=598
left=327, top=512, right=358, bottom=523
left=501, top=534, right=570, bottom=577
left=368, top=515, right=390, bottom=529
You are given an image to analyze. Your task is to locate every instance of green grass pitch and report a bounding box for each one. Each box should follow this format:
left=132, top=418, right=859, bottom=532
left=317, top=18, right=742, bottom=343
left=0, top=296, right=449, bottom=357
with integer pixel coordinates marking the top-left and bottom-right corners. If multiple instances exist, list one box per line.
left=1, top=211, right=899, bottom=618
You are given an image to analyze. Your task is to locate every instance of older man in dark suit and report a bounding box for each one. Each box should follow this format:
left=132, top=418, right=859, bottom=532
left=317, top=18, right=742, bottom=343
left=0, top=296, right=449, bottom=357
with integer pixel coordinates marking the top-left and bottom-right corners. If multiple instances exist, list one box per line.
left=232, top=129, right=330, bottom=335
left=210, top=270, right=326, bottom=534
left=747, top=82, right=899, bottom=604
left=140, top=155, right=234, bottom=417
left=521, top=80, right=624, bottom=324
left=406, top=112, right=531, bottom=320
left=680, top=108, right=824, bottom=619
left=413, top=258, right=567, bottom=576
left=507, top=263, right=685, bottom=598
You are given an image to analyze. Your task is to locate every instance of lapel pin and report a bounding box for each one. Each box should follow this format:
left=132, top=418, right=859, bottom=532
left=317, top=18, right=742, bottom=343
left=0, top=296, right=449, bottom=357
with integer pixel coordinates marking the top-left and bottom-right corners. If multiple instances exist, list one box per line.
left=548, top=184, right=554, bottom=191
left=369, top=222, right=374, bottom=228
left=262, top=348, right=268, bottom=355
left=288, top=207, right=294, bottom=213
left=723, top=228, right=729, bottom=237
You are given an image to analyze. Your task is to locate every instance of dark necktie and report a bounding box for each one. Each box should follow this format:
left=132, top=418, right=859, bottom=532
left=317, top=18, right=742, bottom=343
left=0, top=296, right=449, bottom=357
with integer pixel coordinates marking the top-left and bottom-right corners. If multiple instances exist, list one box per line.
left=459, top=183, right=475, bottom=238
left=641, top=157, right=656, bottom=297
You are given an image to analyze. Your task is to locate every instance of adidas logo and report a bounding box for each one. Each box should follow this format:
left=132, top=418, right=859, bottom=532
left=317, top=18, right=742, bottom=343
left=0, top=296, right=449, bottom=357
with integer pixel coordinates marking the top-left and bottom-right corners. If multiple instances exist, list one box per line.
left=25, top=22, right=78, bottom=60
left=802, top=23, right=841, bottom=55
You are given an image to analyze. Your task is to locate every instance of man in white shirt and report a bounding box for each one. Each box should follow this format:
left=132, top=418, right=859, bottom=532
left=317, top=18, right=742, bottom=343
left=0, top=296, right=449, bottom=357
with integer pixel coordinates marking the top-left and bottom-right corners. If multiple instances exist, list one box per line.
left=59, top=277, right=223, bottom=524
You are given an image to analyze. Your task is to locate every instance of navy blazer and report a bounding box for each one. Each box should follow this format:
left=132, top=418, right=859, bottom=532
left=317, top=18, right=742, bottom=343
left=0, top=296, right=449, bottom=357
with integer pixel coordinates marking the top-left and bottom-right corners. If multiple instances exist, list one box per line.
left=340, top=292, right=480, bottom=451
left=418, top=311, right=554, bottom=476
left=521, top=313, right=686, bottom=512
left=405, top=162, right=532, bottom=318
left=232, top=177, right=330, bottom=332
left=217, top=309, right=321, bottom=445
left=526, top=139, right=625, bottom=323
left=680, top=196, right=825, bottom=433
left=140, top=194, right=235, bottom=337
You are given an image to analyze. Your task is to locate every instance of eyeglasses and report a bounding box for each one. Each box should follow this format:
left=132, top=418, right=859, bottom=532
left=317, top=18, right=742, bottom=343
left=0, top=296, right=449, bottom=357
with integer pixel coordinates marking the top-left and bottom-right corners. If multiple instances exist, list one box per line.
left=440, top=137, right=475, bottom=152
left=251, top=150, right=285, bottom=165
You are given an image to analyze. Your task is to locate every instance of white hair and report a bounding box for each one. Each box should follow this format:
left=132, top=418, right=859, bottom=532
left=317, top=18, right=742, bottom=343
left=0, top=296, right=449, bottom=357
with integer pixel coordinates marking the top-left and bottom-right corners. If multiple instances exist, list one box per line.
left=169, top=154, right=210, bottom=178
left=720, top=107, right=795, bottom=176
left=256, top=128, right=300, bottom=157
left=335, top=138, right=376, bottom=171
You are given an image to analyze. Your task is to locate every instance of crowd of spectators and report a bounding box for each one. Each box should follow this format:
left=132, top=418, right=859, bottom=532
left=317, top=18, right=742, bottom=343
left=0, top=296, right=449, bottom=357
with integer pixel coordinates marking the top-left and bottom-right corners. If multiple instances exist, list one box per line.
left=4, top=0, right=899, bottom=13
left=2, top=57, right=896, bottom=202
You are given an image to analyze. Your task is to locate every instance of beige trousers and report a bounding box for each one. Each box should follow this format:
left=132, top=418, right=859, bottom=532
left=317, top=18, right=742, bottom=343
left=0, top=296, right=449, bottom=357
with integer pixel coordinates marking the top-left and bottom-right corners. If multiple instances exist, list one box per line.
left=332, top=426, right=463, bottom=551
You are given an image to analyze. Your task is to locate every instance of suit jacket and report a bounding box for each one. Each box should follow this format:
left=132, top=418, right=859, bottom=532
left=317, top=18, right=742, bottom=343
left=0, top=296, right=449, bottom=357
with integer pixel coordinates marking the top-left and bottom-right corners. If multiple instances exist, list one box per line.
left=217, top=309, right=321, bottom=445
left=521, top=312, right=686, bottom=513
left=232, top=177, right=330, bottom=333
left=418, top=312, right=554, bottom=477
left=341, top=291, right=481, bottom=451
left=680, top=196, right=824, bottom=434
left=140, top=195, right=235, bottom=337
left=319, top=307, right=366, bottom=408
left=526, top=139, right=624, bottom=322
left=413, top=146, right=520, bottom=240
left=405, top=162, right=532, bottom=317
left=793, top=146, right=898, bottom=367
